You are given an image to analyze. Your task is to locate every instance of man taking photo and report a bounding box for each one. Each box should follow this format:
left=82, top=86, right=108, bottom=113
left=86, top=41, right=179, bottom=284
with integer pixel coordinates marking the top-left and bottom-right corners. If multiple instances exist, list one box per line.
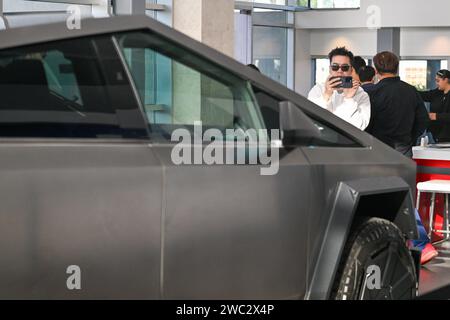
left=308, top=47, right=371, bottom=130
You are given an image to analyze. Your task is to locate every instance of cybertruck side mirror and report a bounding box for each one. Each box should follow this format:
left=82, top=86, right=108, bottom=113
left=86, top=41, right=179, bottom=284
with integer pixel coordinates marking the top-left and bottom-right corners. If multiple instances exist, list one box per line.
left=279, top=101, right=322, bottom=146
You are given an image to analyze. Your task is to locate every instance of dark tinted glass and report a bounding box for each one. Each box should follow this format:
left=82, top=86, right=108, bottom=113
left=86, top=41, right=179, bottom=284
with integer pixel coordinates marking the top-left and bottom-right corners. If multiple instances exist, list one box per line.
left=116, top=31, right=266, bottom=142
left=0, top=36, right=147, bottom=139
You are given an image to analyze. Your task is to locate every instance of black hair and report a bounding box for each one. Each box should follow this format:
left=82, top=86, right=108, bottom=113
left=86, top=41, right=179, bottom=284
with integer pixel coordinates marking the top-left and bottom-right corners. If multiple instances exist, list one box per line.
left=328, top=47, right=354, bottom=64
left=247, top=64, right=260, bottom=73
left=437, top=69, right=450, bottom=80
left=359, top=66, right=376, bottom=83
left=352, top=56, right=367, bottom=73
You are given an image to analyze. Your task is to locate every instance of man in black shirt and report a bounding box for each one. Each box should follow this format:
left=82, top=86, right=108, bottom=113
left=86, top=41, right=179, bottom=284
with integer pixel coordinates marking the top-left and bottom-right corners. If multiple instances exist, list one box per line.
left=366, top=51, right=429, bottom=157
left=419, top=69, right=450, bottom=142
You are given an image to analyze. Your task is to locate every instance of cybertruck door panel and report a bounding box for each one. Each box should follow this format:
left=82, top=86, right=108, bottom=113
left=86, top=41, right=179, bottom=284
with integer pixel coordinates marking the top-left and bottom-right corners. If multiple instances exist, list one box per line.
left=0, top=141, right=162, bottom=299
left=114, top=30, right=312, bottom=299
left=153, top=145, right=310, bottom=299
left=0, top=34, right=163, bottom=299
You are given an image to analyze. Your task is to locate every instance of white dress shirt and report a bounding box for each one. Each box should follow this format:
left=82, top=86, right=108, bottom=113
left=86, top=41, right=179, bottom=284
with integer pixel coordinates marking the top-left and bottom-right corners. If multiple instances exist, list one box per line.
left=307, top=83, right=371, bottom=131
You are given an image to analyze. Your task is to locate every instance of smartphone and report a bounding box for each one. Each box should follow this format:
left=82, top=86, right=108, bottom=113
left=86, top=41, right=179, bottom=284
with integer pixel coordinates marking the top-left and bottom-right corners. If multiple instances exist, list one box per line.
left=330, top=76, right=353, bottom=89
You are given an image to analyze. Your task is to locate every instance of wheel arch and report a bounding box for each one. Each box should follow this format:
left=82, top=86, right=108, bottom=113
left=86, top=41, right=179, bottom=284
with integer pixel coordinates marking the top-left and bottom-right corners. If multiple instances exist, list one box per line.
left=305, top=176, right=418, bottom=300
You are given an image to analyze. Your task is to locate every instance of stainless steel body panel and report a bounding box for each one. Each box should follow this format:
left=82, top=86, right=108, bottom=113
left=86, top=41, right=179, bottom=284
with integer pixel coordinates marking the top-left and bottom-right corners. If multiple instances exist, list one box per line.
left=152, top=145, right=310, bottom=299
left=0, top=141, right=162, bottom=299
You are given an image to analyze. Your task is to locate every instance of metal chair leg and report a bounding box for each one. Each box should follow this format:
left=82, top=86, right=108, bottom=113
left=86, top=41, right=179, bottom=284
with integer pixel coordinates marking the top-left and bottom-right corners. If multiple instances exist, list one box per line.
left=446, top=194, right=450, bottom=241
left=429, top=192, right=436, bottom=239
left=416, top=191, right=421, bottom=211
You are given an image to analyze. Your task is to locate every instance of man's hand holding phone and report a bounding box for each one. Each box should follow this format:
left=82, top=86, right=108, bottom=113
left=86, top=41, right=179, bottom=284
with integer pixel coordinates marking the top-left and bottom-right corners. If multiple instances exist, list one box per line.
left=343, top=79, right=361, bottom=99
left=324, top=76, right=343, bottom=101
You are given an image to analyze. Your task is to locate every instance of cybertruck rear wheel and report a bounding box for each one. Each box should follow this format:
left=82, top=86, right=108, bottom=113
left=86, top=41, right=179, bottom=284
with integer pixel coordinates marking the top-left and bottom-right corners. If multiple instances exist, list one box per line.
left=331, top=218, right=418, bottom=300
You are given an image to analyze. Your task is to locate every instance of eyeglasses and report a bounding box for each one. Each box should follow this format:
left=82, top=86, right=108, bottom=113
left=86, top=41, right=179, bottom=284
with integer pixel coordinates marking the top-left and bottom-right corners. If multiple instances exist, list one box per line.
left=330, top=64, right=352, bottom=72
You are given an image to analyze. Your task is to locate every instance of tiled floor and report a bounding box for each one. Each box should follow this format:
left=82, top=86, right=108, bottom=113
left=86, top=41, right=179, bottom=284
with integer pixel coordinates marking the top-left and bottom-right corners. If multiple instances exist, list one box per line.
left=419, top=241, right=450, bottom=298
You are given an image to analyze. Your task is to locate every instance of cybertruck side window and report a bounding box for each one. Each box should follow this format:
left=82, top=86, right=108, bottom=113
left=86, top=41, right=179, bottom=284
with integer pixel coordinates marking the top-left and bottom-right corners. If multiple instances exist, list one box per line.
left=0, top=36, right=147, bottom=139
left=115, top=31, right=267, bottom=142
left=252, top=85, right=362, bottom=148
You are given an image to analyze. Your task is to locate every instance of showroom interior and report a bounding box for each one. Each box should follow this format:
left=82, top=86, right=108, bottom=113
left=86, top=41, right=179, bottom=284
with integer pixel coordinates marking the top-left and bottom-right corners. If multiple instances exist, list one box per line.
left=2, top=0, right=449, bottom=96
left=1, top=0, right=450, bottom=301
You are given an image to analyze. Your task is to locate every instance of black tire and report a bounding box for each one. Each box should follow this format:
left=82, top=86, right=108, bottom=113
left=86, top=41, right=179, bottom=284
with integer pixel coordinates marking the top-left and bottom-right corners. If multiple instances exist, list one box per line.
left=331, top=218, right=418, bottom=300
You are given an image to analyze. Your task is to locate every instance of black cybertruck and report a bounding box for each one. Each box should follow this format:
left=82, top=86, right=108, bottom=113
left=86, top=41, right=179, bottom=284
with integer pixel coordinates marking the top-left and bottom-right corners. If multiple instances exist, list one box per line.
left=0, top=16, right=419, bottom=300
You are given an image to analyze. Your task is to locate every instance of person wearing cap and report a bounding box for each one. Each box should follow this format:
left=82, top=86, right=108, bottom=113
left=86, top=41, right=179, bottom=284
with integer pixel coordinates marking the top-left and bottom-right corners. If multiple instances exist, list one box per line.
left=419, top=69, right=450, bottom=142
left=308, top=47, right=371, bottom=130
